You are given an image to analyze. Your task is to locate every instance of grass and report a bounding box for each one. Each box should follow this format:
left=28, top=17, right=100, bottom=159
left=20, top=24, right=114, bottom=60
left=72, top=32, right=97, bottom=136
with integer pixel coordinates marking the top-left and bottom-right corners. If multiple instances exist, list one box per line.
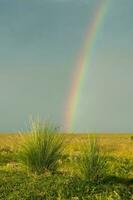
left=19, top=121, right=64, bottom=173
left=79, top=137, right=108, bottom=183
left=0, top=131, right=133, bottom=199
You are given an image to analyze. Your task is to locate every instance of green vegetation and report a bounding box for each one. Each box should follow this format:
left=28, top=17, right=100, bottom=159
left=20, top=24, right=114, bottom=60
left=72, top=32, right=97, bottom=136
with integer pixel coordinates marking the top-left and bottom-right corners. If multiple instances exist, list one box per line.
left=0, top=126, right=133, bottom=199
left=19, top=121, right=64, bottom=173
left=79, top=137, right=108, bottom=183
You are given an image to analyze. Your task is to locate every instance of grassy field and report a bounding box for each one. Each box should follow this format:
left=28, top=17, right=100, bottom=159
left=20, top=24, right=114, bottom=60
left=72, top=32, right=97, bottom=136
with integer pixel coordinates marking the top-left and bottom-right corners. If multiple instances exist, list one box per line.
left=0, top=133, right=133, bottom=200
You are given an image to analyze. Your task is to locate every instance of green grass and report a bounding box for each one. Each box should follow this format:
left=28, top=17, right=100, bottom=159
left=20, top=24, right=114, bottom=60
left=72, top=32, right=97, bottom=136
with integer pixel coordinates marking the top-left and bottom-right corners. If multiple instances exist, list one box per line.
left=79, top=137, right=108, bottom=183
left=19, top=121, right=64, bottom=173
left=0, top=165, right=133, bottom=200
left=0, top=130, right=133, bottom=199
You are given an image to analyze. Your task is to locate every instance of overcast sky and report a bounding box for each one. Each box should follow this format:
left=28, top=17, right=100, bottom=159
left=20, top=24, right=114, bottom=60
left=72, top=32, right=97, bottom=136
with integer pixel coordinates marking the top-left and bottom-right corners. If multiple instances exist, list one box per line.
left=0, top=0, right=133, bottom=132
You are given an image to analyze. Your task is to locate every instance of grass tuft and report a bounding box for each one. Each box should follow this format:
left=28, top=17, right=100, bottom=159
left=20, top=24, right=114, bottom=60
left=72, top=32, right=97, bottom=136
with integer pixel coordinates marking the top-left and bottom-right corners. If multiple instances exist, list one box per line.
left=79, top=136, right=108, bottom=183
left=19, top=121, right=64, bottom=174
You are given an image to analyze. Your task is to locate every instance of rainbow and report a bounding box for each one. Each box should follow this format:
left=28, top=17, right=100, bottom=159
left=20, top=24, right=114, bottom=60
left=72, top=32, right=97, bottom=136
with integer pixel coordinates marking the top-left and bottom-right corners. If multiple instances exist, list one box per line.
left=64, top=0, right=109, bottom=132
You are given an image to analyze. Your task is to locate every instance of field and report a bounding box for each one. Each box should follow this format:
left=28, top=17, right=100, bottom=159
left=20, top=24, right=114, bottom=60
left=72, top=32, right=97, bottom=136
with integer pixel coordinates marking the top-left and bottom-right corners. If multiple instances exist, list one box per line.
left=0, top=133, right=133, bottom=200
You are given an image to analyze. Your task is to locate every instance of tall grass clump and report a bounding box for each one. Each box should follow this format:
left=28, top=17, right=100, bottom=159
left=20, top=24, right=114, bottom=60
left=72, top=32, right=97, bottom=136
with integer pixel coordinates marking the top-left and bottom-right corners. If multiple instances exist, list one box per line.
left=79, top=136, right=108, bottom=183
left=19, top=121, right=64, bottom=174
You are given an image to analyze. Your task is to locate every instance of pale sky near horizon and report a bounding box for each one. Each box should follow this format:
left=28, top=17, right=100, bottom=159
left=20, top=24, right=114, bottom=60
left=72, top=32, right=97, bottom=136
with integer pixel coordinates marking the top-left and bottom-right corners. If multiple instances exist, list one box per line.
left=0, top=0, right=133, bottom=132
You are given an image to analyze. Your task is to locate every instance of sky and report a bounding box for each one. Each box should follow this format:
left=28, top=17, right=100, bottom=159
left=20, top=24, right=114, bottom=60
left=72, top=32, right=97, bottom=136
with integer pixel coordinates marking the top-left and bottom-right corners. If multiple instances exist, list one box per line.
left=0, top=0, right=133, bottom=132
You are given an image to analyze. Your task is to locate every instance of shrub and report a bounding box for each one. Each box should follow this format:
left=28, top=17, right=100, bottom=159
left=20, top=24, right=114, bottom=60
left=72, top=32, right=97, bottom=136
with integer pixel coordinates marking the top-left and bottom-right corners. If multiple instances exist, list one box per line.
left=79, top=136, right=108, bottom=183
left=19, top=121, right=64, bottom=173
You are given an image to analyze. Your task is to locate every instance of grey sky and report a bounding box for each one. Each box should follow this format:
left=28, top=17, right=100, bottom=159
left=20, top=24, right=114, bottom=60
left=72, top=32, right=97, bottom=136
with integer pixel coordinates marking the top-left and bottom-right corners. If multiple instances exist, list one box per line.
left=0, top=0, right=133, bottom=132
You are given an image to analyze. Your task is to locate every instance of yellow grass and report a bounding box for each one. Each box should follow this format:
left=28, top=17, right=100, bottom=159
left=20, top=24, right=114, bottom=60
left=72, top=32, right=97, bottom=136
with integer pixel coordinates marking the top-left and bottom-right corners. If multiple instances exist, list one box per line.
left=0, top=133, right=133, bottom=158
